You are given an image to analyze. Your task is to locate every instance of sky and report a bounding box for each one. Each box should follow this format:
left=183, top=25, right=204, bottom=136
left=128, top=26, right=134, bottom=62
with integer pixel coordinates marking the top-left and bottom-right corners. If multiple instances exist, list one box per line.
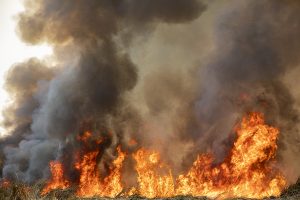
left=0, top=0, right=52, bottom=134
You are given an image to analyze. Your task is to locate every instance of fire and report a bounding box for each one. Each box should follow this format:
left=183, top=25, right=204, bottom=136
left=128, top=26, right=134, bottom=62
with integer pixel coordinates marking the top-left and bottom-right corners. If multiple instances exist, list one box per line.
left=128, top=139, right=138, bottom=146
left=41, top=112, right=286, bottom=199
left=130, top=112, right=286, bottom=199
left=75, top=147, right=125, bottom=198
left=175, top=112, right=286, bottom=199
left=41, top=161, right=70, bottom=195
left=131, top=148, right=175, bottom=198
left=76, top=131, right=92, bottom=143
left=77, top=131, right=103, bottom=144
left=0, top=179, right=11, bottom=188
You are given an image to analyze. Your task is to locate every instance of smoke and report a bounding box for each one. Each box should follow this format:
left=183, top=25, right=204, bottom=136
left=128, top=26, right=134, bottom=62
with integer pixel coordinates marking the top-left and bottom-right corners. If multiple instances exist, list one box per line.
left=1, top=0, right=206, bottom=182
left=123, top=0, right=300, bottom=181
left=1, top=0, right=300, bottom=186
left=121, top=0, right=300, bottom=181
left=192, top=0, right=300, bottom=181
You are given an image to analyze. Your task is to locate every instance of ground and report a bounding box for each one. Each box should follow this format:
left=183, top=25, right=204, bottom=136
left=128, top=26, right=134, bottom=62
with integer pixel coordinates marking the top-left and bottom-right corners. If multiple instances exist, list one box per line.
left=0, top=180, right=299, bottom=200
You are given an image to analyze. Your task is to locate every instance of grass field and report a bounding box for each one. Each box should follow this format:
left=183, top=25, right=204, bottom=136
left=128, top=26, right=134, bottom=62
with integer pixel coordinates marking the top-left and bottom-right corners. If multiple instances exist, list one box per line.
left=0, top=179, right=299, bottom=200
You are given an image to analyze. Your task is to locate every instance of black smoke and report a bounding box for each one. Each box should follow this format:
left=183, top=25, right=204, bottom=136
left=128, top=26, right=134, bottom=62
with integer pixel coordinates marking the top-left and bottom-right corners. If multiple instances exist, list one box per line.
left=1, top=0, right=206, bottom=182
left=1, top=0, right=300, bottom=186
left=192, top=0, right=300, bottom=180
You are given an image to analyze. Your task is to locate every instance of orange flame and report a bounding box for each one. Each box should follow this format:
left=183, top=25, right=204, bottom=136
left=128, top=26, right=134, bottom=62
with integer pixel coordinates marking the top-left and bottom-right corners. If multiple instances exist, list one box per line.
left=0, top=179, right=11, bottom=188
left=41, top=112, right=286, bottom=199
left=41, top=161, right=70, bottom=195
left=131, top=148, right=175, bottom=198
left=75, top=146, right=125, bottom=198
left=77, top=131, right=92, bottom=143
left=131, top=112, right=286, bottom=199
left=128, top=139, right=138, bottom=146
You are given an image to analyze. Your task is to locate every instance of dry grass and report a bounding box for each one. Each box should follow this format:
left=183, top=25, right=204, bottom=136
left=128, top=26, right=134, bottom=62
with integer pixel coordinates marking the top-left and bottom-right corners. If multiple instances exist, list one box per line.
left=0, top=180, right=298, bottom=200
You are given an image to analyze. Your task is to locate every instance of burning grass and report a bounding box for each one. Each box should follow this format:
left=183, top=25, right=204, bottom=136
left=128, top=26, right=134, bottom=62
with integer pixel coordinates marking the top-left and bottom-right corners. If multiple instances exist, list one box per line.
left=36, top=112, right=286, bottom=199
left=1, top=112, right=299, bottom=200
left=0, top=180, right=299, bottom=200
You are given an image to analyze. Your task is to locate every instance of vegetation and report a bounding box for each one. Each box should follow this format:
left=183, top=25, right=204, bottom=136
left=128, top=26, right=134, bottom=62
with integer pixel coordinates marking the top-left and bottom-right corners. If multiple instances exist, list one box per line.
left=280, top=179, right=300, bottom=199
left=0, top=180, right=298, bottom=200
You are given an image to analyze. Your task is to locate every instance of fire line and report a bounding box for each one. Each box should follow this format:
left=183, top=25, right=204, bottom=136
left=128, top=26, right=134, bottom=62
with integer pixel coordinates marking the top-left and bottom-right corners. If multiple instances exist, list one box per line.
left=41, top=112, right=286, bottom=199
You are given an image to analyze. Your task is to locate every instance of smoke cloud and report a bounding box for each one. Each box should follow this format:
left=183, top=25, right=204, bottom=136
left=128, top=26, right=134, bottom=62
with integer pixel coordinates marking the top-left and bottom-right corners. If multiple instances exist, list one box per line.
left=1, top=0, right=300, bottom=186
left=1, top=0, right=206, bottom=182
left=192, top=0, right=300, bottom=182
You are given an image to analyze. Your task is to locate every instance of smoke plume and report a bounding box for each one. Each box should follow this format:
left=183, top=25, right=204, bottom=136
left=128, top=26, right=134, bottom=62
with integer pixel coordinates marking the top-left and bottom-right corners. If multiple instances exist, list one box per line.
left=1, top=0, right=300, bottom=186
left=193, top=0, right=300, bottom=182
left=1, top=0, right=206, bottom=182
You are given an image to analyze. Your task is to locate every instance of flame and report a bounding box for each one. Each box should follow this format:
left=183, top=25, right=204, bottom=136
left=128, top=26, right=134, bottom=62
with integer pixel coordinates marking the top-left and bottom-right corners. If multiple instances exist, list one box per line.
left=0, top=179, right=11, bottom=188
left=131, top=148, right=175, bottom=198
left=128, top=139, right=138, bottom=146
left=178, top=112, right=287, bottom=199
left=77, top=131, right=103, bottom=144
left=177, top=113, right=286, bottom=199
left=77, top=131, right=92, bottom=143
left=75, top=146, right=125, bottom=198
left=131, top=112, right=286, bottom=199
left=41, top=161, right=70, bottom=195
left=41, top=112, right=286, bottom=199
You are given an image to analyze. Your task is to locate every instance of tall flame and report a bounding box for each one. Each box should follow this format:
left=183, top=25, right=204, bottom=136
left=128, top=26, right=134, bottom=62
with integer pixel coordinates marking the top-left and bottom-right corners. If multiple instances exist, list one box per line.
left=41, top=112, right=286, bottom=199
left=131, top=148, right=175, bottom=198
left=41, top=161, right=70, bottom=195
left=131, top=112, right=286, bottom=199
left=75, top=146, right=125, bottom=198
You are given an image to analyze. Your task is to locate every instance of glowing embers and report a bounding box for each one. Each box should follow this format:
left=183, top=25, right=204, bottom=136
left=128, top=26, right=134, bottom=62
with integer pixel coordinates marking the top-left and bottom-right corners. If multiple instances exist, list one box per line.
left=41, top=112, right=286, bottom=199
left=41, top=161, right=70, bottom=195
left=0, top=179, right=11, bottom=188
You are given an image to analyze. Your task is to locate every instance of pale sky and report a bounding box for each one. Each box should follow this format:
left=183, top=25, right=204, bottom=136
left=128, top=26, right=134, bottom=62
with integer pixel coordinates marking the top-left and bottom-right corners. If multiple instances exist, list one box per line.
left=0, top=0, right=52, bottom=134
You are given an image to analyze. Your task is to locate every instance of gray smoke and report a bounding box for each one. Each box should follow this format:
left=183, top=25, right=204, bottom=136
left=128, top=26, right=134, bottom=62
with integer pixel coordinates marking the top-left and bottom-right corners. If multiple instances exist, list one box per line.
left=1, top=0, right=206, bottom=182
left=120, top=0, right=300, bottom=182
left=1, top=0, right=300, bottom=187
left=123, top=0, right=300, bottom=183
left=191, top=0, right=300, bottom=181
